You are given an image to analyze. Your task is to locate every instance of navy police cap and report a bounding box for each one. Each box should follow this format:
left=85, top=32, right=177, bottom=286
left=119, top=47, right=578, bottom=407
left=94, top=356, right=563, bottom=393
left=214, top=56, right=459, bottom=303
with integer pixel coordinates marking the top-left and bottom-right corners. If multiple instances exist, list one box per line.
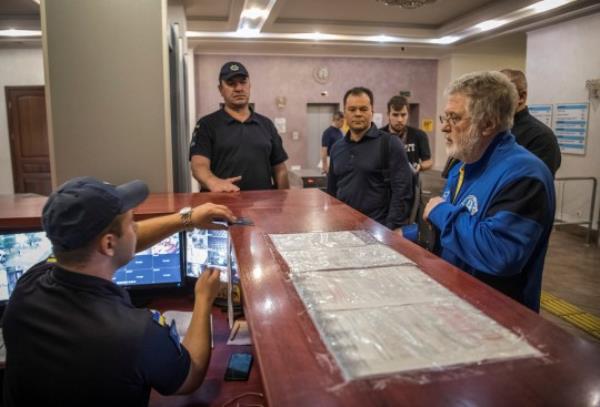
left=219, top=61, right=249, bottom=82
left=42, top=177, right=149, bottom=251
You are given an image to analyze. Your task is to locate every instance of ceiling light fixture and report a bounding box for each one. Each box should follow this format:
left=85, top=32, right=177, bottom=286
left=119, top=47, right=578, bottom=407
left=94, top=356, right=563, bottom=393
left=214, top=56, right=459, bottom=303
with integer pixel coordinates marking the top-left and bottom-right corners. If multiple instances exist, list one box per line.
left=527, top=0, right=573, bottom=13
left=0, top=29, right=41, bottom=37
left=236, top=26, right=261, bottom=38
left=376, top=0, right=436, bottom=9
left=475, top=19, right=508, bottom=31
left=429, top=35, right=460, bottom=44
left=370, top=34, right=392, bottom=43
left=240, top=7, right=268, bottom=20
left=310, top=32, right=324, bottom=41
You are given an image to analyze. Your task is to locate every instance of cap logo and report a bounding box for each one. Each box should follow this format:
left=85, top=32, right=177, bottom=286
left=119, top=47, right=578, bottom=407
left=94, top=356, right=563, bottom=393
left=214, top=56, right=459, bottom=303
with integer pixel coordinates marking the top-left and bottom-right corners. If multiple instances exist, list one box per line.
left=230, top=64, right=240, bottom=71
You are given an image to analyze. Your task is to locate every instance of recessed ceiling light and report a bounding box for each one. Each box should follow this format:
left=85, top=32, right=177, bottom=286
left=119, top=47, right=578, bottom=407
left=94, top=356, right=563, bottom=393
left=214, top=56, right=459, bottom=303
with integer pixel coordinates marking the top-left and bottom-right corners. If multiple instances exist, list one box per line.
left=527, top=0, right=572, bottom=13
left=236, top=26, right=260, bottom=38
left=240, top=7, right=268, bottom=20
left=0, top=29, right=41, bottom=37
left=370, top=34, right=392, bottom=43
left=429, top=35, right=460, bottom=44
left=475, top=19, right=508, bottom=31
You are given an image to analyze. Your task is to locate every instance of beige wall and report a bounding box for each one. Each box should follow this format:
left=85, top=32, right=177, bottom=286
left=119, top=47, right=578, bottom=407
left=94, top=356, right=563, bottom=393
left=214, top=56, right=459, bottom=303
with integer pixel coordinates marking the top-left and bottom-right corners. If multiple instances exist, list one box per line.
left=42, top=0, right=173, bottom=192
left=434, top=52, right=526, bottom=170
left=527, top=12, right=600, bottom=229
left=0, top=48, right=45, bottom=194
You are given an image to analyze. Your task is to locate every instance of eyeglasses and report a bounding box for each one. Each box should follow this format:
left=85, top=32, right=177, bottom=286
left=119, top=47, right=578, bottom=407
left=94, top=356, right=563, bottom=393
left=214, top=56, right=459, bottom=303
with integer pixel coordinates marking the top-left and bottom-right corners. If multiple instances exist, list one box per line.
left=439, top=114, right=462, bottom=126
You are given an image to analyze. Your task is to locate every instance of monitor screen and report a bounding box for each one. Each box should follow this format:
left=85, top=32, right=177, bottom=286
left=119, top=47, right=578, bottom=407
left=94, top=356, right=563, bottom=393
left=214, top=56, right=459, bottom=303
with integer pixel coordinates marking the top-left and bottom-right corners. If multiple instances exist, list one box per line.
left=186, top=229, right=237, bottom=283
left=112, top=233, right=183, bottom=288
left=0, top=231, right=53, bottom=302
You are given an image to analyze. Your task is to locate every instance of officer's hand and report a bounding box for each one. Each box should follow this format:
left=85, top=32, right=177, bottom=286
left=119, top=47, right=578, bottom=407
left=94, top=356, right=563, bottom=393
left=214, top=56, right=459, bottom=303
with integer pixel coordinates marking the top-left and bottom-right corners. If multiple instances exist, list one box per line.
left=423, top=196, right=445, bottom=221
left=207, top=176, right=242, bottom=192
left=195, top=268, right=221, bottom=305
left=190, top=203, right=236, bottom=228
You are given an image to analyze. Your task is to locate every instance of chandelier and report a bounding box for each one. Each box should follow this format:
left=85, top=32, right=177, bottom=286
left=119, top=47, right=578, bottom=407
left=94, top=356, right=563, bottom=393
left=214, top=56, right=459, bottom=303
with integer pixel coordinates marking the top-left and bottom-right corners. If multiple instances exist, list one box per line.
left=376, top=0, right=437, bottom=9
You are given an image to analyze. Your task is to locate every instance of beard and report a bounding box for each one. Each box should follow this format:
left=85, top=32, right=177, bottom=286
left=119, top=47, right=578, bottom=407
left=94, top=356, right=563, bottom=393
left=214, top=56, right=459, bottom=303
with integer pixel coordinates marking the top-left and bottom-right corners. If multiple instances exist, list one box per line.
left=445, top=124, right=482, bottom=163
left=389, top=122, right=405, bottom=134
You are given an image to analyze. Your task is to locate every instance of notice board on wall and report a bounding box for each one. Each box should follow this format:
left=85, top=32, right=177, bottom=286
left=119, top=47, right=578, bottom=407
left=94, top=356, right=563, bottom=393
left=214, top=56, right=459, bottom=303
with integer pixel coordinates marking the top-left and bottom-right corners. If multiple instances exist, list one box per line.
left=529, top=104, right=553, bottom=127
left=553, top=103, right=589, bottom=155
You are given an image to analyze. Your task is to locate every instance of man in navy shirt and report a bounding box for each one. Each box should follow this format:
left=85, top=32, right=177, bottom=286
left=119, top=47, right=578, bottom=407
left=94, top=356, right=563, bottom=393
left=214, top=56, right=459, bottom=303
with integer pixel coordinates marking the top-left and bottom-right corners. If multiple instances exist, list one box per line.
left=189, top=61, right=289, bottom=192
left=327, top=87, right=413, bottom=230
left=320, top=111, right=344, bottom=174
left=423, top=71, right=555, bottom=311
left=2, top=177, right=236, bottom=406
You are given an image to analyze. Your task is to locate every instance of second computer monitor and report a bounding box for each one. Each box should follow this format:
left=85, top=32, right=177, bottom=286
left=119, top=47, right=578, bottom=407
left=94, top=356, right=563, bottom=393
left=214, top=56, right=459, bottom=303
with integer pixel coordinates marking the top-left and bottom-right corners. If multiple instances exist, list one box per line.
left=112, top=233, right=183, bottom=289
left=186, top=229, right=237, bottom=282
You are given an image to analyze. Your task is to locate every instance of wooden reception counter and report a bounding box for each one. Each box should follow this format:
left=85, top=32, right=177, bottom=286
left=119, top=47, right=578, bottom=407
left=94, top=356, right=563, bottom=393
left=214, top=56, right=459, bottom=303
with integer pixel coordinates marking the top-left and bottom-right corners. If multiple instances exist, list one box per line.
left=1, top=189, right=599, bottom=406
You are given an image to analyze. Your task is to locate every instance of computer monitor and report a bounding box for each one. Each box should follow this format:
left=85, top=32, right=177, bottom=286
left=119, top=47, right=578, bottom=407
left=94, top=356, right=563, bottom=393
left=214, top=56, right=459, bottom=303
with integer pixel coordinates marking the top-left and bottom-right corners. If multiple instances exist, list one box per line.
left=186, top=229, right=238, bottom=283
left=0, top=230, right=53, bottom=303
left=112, top=232, right=184, bottom=289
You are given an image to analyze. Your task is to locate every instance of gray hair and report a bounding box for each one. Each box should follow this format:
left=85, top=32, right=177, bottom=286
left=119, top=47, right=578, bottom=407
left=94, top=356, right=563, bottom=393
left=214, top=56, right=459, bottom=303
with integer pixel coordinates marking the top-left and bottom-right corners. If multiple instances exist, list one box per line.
left=446, top=71, right=518, bottom=132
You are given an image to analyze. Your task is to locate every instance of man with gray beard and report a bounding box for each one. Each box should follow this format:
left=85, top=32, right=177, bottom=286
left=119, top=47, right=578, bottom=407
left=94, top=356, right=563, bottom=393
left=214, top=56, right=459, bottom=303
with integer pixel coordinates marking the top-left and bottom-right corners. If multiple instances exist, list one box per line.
left=422, top=71, right=555, bottom=312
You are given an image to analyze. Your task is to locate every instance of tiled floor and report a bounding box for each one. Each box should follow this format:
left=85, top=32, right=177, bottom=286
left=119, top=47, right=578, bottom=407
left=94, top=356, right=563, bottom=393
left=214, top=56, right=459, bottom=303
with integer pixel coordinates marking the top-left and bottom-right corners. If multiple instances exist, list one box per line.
left=421, top=170, right=600, bottom=343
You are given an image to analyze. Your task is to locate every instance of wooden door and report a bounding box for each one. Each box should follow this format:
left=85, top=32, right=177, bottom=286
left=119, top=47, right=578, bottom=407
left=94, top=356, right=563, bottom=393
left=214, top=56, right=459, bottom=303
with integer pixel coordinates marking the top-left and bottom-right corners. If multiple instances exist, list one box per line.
left=5, top=86, right=52, bottom=196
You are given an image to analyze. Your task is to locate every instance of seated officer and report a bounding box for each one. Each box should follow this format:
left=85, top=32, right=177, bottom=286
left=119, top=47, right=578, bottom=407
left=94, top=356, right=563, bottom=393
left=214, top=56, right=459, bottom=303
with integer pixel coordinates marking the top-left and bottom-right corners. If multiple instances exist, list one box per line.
left=2, top=177, right=236, bottom=407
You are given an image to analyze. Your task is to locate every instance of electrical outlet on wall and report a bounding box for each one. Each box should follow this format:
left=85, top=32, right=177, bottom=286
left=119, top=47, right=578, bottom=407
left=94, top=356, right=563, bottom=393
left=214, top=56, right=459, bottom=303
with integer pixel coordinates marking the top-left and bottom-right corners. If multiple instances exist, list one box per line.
left=292, top=131, right=300, bottom=141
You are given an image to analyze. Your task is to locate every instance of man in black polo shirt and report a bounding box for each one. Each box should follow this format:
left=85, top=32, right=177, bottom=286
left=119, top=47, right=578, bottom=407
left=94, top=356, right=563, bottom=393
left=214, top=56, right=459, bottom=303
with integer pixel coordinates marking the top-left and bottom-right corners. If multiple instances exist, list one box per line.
left=2, top=177, right=236, bottom=407
left=501, top=68, right=561, bottom=176
left=380, top=95, right=433, bottom=173
left=327, top=87, right=413, bottom=230
left=189, top=61, right=289, bottom=192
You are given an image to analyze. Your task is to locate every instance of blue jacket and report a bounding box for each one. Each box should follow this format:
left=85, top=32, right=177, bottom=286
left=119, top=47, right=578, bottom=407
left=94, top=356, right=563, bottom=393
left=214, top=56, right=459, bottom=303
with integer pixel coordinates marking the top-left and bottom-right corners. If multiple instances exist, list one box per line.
left=428, top=131, right=555, bottom=311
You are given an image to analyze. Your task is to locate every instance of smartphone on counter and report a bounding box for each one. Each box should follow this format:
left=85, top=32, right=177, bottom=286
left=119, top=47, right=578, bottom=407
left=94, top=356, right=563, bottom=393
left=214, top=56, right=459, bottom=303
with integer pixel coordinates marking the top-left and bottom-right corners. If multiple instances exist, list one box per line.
left=224, top=352, right=253, bottom=381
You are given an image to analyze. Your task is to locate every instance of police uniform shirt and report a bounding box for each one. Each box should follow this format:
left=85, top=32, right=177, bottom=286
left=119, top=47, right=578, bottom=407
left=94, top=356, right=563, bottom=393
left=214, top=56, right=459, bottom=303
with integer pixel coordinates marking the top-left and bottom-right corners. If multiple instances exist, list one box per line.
left=189, top=108, right=289, bottom=191
left=2, top=262, right=190, bottom=407
left=380, top=124, right=431, bottom=166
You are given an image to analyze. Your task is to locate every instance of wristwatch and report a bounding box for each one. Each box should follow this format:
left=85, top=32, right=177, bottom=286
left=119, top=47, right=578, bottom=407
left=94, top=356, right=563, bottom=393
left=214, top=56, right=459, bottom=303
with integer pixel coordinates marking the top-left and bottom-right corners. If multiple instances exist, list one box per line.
left=179, top=206, right=194, bottom=230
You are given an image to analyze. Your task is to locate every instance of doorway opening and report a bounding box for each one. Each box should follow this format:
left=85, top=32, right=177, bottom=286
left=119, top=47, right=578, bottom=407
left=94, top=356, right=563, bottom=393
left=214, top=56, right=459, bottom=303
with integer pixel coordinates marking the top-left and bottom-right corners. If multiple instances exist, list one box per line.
left=306, top=103, right=339, bottom=170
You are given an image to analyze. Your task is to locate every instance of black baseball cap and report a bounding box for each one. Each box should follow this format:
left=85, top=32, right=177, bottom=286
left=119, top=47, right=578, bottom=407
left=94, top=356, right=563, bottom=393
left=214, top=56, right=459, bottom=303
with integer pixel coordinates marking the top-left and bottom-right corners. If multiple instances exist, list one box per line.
left=42, top=177, right=149, bottom=251
left=219, top=61, right=249, bottom=82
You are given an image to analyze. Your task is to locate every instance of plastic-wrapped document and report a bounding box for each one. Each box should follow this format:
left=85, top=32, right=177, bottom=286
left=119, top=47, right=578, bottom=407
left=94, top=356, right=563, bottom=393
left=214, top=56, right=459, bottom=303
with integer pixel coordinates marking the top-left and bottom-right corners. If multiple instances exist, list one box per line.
left=270, top=230, right=376, bottom=252
left=280, top=244, right=414, bottom=273
left=269, top=231, right=541, bottom=379
left=292, top=266, right=453, bottom=311
left=312, top=301, right=541, bottom=380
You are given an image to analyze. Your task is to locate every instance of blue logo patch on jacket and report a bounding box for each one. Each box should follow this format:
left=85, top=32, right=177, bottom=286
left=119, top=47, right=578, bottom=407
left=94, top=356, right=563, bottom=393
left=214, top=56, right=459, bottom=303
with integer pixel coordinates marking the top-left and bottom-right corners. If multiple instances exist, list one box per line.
left=461, top=194, right=479, bottom=215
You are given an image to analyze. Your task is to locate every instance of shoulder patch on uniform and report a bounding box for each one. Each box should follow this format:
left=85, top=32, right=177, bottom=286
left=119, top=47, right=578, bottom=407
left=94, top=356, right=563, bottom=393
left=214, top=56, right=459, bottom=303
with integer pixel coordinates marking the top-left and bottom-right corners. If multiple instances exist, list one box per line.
left=150, top=309, right=167, bottom=327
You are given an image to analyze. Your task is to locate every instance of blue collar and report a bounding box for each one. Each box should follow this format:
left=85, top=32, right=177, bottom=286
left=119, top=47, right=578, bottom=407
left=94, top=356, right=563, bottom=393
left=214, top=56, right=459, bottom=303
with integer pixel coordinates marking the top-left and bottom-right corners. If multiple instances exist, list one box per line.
left=463, top=130, right=514, bottom=174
